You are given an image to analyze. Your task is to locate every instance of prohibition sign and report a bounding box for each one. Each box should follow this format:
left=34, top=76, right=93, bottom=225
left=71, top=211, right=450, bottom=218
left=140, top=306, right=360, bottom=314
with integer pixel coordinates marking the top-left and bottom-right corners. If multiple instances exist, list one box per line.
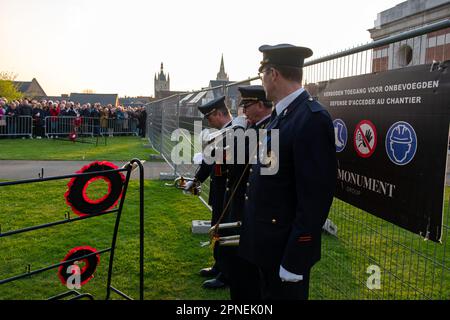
left=353, top=120, right=377, bottom=158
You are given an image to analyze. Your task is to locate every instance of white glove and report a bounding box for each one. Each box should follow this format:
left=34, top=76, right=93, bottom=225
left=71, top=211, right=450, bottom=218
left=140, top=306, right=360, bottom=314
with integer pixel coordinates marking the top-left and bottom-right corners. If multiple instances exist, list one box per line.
left=193, top=152, right=203, bottom=164
left=183, top=180, right=195, bottom=191
left=231, top=115, right=248, bottom=129
left=279, top=265, right=303, bottom=282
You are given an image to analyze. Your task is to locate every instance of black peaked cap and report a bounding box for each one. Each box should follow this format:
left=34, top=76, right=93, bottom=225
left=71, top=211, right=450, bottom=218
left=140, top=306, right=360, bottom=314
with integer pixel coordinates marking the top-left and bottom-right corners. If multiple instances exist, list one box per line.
left=259, top=43, right=313, bottom=72
left=238, top=85, right=271, bottom=107
left=198, top=96, right=226, bottom=117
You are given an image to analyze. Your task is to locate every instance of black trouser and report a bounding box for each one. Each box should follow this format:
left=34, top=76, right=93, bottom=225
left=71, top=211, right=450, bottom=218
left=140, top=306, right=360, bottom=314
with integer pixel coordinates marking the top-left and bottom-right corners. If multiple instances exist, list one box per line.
left=35, top=125, right=44, bottom=137
left=258, top=265, right=311, bottom=300
left=211, top=243, right=226, bottom=282
left=216, top=246, right=261, bottom=300
left=229, top=255, right=261, bottom=300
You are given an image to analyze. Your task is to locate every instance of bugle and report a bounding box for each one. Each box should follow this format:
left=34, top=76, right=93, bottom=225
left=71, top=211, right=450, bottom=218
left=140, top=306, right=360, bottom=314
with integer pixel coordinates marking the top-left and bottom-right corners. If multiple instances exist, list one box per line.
left=165, top=176, right=201, bottom=195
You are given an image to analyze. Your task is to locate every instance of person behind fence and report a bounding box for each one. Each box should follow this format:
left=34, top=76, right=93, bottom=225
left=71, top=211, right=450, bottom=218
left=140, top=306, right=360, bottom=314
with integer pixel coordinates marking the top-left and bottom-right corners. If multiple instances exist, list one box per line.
left=122, top=106, right=129, bottom=132
left=49, top=101, right=60, bottom=138
left=90, top=104, right=101, bottom=136
left=32, top=102, right=46, bottom=139
left=100, top=105, right=108, bottom=134
left=116, top=106, right=124, bottom=135
left=138, top=107, right=147, bottom=137
left=6, top=101, right=18, bottom=136
left=238, top=44, right=337, bottom=300
left=107, top=104, right=115, bottom=137
left=184, top=96, right=234, bottom=289
left=0, top=99, right=6, bottom=135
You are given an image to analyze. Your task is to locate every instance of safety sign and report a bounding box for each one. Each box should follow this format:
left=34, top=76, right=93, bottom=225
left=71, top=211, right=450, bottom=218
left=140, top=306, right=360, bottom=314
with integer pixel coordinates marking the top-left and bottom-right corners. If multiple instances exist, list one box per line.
left=385, top=121, right=417, bottom=166
left=354, top=120, right=377, bottom=158
left=333, top=119, right=347, bottom=152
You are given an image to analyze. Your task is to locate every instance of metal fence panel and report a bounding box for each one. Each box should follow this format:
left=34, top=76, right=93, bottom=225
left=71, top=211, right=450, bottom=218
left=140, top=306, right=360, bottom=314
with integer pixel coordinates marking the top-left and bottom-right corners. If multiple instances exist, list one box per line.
left=42, top=116, right=138, bottom=138
left=0, top=116, right=33, bottom=138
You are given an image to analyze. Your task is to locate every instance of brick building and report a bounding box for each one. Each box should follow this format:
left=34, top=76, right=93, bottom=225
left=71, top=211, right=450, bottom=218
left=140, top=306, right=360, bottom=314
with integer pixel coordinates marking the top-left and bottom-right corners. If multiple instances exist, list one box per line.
left=370, top=0, right=450, bottom=72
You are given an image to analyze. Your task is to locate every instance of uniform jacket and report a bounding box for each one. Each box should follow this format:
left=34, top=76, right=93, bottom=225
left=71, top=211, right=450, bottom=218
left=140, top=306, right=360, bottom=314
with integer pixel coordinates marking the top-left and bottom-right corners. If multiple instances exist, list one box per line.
left=221, top=116, right=272, bottom=229
left=239, top=90, right=337, bottom=275
left=195, top=122, right=232, bottom=225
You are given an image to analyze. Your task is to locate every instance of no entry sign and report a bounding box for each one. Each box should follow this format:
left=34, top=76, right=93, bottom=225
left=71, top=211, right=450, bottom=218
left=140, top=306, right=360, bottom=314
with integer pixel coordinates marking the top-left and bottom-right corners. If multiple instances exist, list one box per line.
left=354, top=120, right=377, bottom=158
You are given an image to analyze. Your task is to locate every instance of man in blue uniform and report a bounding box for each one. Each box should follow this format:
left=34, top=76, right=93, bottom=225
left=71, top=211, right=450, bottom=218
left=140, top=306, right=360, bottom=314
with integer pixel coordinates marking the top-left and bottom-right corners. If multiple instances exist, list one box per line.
left=188, top=96, right=233, bottom=289
left=238, top=44, right=337, bottom=300
left=215, top=85, right=272, bottom=300
left=240, top=85, right=272, bottom=130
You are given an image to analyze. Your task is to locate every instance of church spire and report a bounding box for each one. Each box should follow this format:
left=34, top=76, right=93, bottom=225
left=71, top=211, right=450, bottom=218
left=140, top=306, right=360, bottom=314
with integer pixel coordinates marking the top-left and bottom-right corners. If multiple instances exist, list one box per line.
left=157, top=62, right=166, bottom=81
left=220, top=54, right=225, bottom=72
left=216, top=54, right=229, bottom=81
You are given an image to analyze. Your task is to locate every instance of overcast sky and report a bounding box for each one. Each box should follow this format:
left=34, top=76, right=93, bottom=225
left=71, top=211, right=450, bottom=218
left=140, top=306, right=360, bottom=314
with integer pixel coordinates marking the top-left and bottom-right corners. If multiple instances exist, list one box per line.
left=0, top=0, right=404, bottom=97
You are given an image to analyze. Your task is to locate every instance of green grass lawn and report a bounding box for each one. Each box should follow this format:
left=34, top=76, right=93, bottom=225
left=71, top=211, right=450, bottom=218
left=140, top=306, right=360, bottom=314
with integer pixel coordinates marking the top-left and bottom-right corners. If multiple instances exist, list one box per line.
left=0, top=136, right=160, bottom=161
left=313, top=188, right=450, bottom=300
left=0, top=177, right=448, bottom=300
left=0, top=179, right=228, bottom=300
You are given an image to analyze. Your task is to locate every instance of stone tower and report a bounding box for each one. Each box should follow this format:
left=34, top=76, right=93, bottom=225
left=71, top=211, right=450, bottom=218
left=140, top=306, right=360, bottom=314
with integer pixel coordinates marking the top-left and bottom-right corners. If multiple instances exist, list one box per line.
left=216, top=54, right=229, bottom=81
left=154, top=62, right=170, bottom=97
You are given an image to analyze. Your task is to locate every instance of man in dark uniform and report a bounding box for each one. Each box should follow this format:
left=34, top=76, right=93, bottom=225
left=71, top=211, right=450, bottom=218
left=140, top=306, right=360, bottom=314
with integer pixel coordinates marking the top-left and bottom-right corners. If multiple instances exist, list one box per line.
left=238, top=44, right=337, bottom=300
left=187, top=96, right=233, bottom=289
left=240, top=85, right=272, bottom=130
left=214, top=85, right=273, bottom=300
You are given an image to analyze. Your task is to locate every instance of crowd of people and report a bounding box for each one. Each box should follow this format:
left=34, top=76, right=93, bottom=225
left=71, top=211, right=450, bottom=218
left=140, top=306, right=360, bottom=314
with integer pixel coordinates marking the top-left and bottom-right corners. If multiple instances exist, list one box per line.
left=0, top=97, right=148, bottom=138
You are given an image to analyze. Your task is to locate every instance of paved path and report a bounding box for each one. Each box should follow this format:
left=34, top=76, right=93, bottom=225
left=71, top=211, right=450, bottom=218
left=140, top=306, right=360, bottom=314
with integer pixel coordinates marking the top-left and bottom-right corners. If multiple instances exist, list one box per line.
left=0, top=156, right=448, bottom=184
left=0, top=160, right=172, bottom=180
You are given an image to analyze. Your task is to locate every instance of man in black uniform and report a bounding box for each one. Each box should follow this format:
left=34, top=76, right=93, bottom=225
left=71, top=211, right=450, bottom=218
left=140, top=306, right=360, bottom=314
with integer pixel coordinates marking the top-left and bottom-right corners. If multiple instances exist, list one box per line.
left=240, top=85, right=272, bottom=130
left=215, top=85, right=273, bottom=300
left=239, top=44, right=337, bottom=300
left=187, top=96, right=233, bottom=289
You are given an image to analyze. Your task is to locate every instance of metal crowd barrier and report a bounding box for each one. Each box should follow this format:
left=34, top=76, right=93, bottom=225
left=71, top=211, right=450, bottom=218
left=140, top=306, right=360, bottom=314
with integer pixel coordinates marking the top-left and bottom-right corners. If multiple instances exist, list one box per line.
left=99, top=118, right=139, bottom=137
left=0, top=116, right=33, bottom=138
left=44, top=116, right=94, bottom=138
left=43, top=117, right=139, bottom=138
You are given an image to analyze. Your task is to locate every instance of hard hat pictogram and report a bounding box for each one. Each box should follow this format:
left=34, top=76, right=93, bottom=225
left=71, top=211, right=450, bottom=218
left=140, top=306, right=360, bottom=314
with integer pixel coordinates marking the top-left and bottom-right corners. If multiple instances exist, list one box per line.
left=385, top=121, right=417, bottom=166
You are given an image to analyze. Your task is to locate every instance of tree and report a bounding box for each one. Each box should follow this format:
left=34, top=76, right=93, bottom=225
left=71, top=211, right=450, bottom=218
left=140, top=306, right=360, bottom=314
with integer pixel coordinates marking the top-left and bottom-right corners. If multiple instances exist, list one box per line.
left=0, top=72, right=23, bottom=101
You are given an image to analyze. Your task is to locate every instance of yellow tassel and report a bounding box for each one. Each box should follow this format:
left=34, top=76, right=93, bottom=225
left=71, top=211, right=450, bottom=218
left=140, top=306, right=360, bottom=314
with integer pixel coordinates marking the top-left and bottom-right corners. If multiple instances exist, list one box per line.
left=210, top=234, right=220, bottom=249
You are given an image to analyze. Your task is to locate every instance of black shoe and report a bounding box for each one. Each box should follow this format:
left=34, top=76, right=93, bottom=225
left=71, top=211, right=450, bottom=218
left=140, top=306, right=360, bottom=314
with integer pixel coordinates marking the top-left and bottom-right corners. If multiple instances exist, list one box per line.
left=202, top=276, right=227, bottom=289
left=199, top=266, right=219, bottom=278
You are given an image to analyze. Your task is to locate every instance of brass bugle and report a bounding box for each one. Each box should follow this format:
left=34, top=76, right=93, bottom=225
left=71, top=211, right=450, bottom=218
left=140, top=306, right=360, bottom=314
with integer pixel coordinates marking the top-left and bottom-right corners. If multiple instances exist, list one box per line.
left=202, top=235, right=240, bottom=247
left=209, top=221, right=241, bottom=237
left=164, top=176, right=195, bottom=189
left=211, top=221, right=241, bottom=231
left=219, top=235, right=240, bottom=246
left=218, top=235, right=240, bottom=241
